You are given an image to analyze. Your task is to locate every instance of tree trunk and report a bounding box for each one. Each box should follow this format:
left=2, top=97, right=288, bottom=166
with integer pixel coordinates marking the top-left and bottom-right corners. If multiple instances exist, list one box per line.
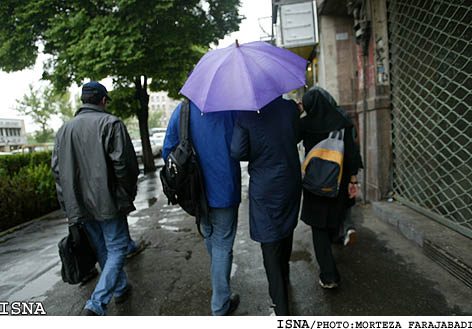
left=135, top=76, right=156, bottom=173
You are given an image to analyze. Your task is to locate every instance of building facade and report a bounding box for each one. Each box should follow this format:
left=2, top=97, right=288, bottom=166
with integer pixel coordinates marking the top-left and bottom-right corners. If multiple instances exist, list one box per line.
left=148, top=91, right=181, bottom=127
left=0, top=119, right=27, bottom=152
left=271, top=0, right=472, bottom=240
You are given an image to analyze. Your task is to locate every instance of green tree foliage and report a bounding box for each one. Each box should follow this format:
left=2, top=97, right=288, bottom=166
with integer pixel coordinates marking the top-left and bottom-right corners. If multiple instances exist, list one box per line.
left=107, top=84, right=139, bottom=121
left=15, top=84, right=57, bottom=143
left=15, top=84, right=74, bottom=143
left=33, top=128, right=55, bottom=143
left=57, top=92, right=76, bottom=123
left=148, top=110, right=164, bottom=129
left=122, top=118, right=140, bottom=140
left=26, top=134, right=36, bottom=144
left=0, top=0, right=242, bottom=173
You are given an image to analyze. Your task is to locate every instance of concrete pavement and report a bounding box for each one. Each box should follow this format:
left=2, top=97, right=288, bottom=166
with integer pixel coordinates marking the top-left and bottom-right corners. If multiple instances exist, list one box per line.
left=1, top=167, right=471, bottom=315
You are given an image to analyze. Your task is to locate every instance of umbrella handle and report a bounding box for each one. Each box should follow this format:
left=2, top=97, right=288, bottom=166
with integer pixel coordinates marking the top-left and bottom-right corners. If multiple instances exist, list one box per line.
left=235, top=39, right=239, bottom=47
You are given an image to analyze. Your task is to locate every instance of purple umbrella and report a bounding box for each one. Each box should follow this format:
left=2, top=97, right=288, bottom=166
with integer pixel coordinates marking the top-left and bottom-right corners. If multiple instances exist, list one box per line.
left=180, top=41, right=307, bottom=113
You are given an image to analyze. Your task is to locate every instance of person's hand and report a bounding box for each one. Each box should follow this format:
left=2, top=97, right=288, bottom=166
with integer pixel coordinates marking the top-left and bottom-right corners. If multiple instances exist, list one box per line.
left=297, top=100, right=304, bottom=114
left=348, top=176, right=358, bottom=199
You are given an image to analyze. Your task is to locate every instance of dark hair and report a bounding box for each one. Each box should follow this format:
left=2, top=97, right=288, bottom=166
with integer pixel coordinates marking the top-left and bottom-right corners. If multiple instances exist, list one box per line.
left=81, top=93, right=103, bottom=105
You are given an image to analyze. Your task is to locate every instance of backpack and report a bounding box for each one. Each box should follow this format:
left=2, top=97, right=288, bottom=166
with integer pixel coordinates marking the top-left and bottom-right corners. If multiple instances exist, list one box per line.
left=302, top=129, right=345, bottom=198
left=58, top=221, right=97, bottom=285
left=159, top=100, right=210, bottom=237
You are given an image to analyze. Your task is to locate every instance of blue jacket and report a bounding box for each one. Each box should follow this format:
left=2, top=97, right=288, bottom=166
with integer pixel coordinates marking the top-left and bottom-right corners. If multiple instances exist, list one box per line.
left=231, top=97, right=302, bottom=243
left=163, top=101, right=241, bottom=208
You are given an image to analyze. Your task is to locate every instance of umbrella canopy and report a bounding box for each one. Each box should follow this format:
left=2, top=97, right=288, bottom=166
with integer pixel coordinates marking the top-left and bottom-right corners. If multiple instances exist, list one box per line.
left=180, top=41, right=307, bottom=113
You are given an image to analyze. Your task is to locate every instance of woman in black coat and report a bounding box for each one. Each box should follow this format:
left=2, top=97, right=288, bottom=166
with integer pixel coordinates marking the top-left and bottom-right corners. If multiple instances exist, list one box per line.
left=299, top=87, right=363, bottom=288
left=231, top=96, right=302, bottom=315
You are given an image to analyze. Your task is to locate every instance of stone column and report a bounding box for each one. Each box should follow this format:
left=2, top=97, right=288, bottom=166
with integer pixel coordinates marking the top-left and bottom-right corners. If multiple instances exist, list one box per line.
left=356, top=0, right=392, bottom=201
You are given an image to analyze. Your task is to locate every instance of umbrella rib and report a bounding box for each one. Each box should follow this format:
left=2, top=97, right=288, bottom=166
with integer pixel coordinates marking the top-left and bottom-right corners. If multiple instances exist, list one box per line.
left=237, top=50, right=258, bottom=109
left=248, top=55, right=287, bottom=101
left=201, top=49, right=238, bottom=111
left=248, top=47, right=306, bottom=85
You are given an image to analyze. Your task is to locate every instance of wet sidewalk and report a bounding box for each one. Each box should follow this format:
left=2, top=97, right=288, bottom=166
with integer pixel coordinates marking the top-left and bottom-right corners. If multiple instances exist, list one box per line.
left=1, top=165, right=471, bottom=315
left=0, top=158, right=165, bottom=304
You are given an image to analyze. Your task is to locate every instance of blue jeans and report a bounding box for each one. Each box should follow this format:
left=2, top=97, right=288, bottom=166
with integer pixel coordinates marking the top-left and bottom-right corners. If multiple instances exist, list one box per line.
left=201, top=206, right=239, bottom=315
left=84, top=217, right=130, bottom=315
left=127, top=239, right=137, bottom=254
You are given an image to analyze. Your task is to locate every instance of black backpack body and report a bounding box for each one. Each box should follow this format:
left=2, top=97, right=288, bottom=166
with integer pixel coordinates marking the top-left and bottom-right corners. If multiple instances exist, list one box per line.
left=159, top=100, right=210, bottom=236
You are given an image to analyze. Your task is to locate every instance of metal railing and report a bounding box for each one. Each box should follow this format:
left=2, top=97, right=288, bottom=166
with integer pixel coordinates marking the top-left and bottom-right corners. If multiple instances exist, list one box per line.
left=387, top=0, right=472, bottom=238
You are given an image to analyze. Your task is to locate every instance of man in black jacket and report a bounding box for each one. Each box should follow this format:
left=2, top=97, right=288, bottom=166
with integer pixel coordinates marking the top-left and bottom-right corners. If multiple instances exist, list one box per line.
left=52, top=81, right=139, bottom=315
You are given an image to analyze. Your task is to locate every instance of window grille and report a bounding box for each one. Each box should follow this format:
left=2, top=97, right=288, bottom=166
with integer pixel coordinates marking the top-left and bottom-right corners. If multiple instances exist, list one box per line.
left=388, top=0, right=472, bottom=238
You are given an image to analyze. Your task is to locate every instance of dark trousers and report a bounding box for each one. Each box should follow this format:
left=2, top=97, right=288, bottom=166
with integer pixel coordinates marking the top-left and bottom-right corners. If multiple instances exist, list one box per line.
left=334, top=207, right=355, bottom=242
left=260, top=232, right=293, bottom=316
left=311, top=227, right=340, bottom=284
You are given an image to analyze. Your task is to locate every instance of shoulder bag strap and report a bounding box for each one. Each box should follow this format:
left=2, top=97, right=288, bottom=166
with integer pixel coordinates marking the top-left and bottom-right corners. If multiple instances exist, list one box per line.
left=179, top=99, right=190, bottom=142
left=330, top=129, right=345, bottom=140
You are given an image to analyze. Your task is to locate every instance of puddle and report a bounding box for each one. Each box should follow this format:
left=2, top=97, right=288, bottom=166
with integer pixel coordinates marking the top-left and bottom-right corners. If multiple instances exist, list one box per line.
left=160, top=225, right=180, bottom=232
left=159, top=217, right=184, bottom=224
left=6, top=263, right=61, bottom=302
left=134, top=197, right=158, bottom=211
left=157, top=225, right=191, bottom=233
left=0, top=169, right=164, bottom=304
left=127, top=215, right=151, bottom=226
left=231, top=263, right=238, bottom=278
left=160, top=207, right=183, bottom=213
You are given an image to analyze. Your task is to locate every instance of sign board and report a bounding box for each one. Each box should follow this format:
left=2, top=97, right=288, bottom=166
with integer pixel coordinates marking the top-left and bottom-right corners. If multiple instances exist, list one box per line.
left=336, top=32, right=349, bottom=40
left=0, top=119, right=23, bottom=128
left=279, top=1, right=318, bottom=48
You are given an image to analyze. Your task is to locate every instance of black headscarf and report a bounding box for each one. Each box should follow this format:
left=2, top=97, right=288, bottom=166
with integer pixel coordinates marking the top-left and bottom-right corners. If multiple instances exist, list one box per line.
left=301, top=87, right=352, bottom=134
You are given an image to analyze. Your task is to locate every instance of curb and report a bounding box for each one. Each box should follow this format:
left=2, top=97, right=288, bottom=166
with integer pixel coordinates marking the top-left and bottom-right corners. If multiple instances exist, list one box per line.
left=372, top=201, right=472, bottom=289
left=0, top=209, right=64, bottom=240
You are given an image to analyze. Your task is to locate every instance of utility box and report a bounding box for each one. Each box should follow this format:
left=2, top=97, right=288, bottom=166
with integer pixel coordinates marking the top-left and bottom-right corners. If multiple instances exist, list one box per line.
left=278, top=1, right=318, bottom=48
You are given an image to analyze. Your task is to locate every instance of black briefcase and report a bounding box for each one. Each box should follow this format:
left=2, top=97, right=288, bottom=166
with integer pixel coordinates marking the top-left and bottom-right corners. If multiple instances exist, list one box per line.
left=58, top=222, right=97, bottom=285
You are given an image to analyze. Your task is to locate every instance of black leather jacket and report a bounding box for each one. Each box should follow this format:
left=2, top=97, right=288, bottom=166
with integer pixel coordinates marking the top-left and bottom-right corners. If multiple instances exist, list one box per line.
left=52, top=104, right=139, bottom=222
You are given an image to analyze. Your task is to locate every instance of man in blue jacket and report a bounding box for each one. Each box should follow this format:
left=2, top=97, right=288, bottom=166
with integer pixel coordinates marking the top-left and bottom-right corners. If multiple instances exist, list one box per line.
left=163, top=101, right=241, bottom=316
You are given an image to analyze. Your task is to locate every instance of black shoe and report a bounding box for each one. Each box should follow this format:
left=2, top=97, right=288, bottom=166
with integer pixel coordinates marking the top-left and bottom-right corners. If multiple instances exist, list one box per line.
left=80, top=308, right=99, bottom=316
left=127, top=241, right=147, bottom=259
left=224, top=293, right=240, bottom=316
left=114, top=284, right=132, bottom=304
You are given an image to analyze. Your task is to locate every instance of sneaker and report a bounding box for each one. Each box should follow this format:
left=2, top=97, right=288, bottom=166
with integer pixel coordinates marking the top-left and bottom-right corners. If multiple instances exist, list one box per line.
left=114, top=284, right=132, bottom=304
left=224, top=293, right=240, bottom=315
left=344, top=229, right=357, bottom=246
left=269, top=303, right=276, bottom=316
left=319, top=279, right=338, bottom=289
